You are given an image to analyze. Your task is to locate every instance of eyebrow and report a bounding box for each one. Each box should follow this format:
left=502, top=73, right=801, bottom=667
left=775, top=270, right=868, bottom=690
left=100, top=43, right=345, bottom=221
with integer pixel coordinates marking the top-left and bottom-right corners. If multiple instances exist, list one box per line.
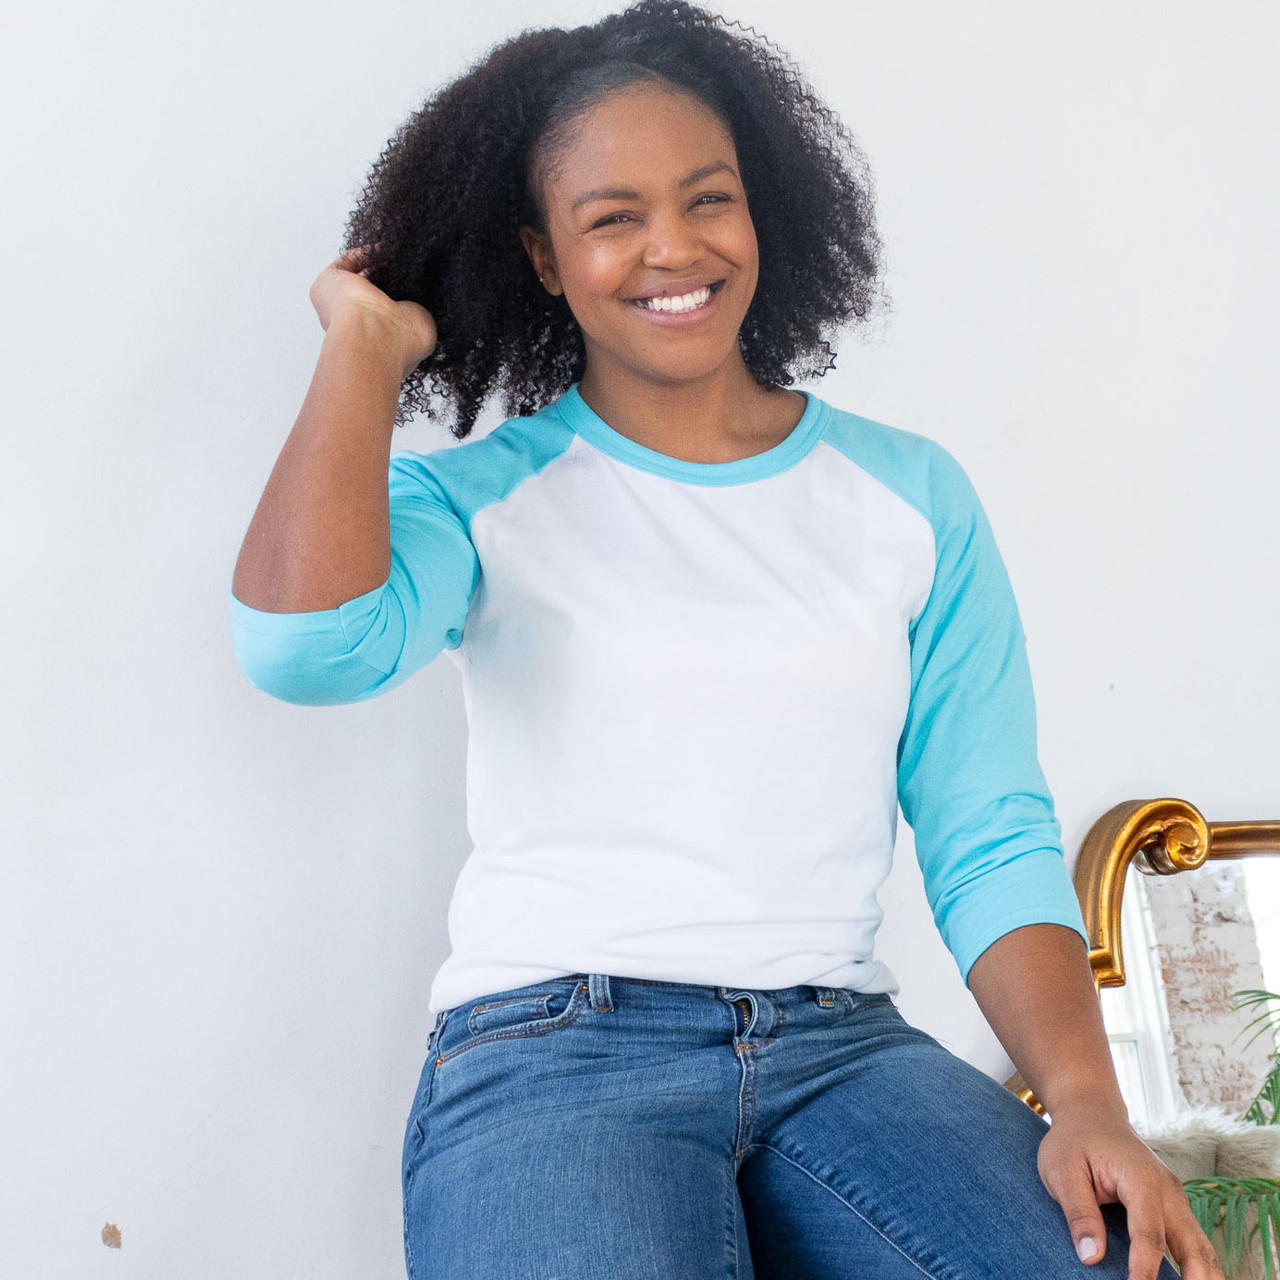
left=570, top=160, right=739, bottom=211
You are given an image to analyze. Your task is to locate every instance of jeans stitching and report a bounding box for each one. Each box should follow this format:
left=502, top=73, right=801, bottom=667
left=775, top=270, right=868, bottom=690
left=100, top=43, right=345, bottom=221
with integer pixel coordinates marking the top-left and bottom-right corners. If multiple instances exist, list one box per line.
left=733, top=1000, right=759, bottom=1163
left=752, top=1140, right=949, bottom=1280
left=403, top=1157, right=419, bottom=1278
left=435, top=982, right=590, bottom=1067
left=848, top=991, right=894, bottom=1017
left=726, top=1155, right=746, bottom=1279
left=467, top=993, right=553, bottom=1035
left=403, top=1010, right=452, bottom=1278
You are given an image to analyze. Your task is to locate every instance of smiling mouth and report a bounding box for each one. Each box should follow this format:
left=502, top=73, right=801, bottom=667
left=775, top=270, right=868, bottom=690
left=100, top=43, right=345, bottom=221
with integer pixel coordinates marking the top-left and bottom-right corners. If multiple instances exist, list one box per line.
left=630, top=279, right=726, bottom=314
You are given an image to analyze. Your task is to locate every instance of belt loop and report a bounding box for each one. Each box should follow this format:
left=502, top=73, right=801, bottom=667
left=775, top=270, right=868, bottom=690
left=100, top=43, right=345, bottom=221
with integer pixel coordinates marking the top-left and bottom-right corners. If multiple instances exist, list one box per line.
left=588, top=972, right=613, bottom=1011
left=429, top=1008, right=448, bottom=1053
left=814, top=985, right=837, bottom=1007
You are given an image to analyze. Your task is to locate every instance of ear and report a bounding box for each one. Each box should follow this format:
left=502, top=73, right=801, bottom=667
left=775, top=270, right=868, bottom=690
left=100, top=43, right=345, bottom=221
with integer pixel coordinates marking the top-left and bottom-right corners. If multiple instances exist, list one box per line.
left=519, top=225, right=562, bottom=295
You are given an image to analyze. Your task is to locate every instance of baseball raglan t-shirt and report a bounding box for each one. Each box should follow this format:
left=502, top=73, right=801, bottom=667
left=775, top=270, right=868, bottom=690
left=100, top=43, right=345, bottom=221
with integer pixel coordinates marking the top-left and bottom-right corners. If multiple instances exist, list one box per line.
left=229, top=383, right=1089, bottom=1015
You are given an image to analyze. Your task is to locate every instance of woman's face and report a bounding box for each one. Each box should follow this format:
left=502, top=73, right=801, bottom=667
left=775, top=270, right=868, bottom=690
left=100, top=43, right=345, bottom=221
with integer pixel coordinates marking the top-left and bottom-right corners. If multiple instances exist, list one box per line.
left=520, top=82, right=759, bottom=388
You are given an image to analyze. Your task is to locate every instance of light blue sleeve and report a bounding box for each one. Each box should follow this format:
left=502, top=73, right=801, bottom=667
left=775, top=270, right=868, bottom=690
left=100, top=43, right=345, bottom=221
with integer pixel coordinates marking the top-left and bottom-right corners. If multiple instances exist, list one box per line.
left=897, top=445, right=1089, bottom=985
left=228, top=452, right=478, bottom=705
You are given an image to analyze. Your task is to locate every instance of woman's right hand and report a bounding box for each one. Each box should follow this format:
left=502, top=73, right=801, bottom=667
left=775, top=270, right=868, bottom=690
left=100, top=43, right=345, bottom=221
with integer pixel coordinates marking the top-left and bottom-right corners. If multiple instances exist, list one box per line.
left=309, top=244, right=438, bottom=379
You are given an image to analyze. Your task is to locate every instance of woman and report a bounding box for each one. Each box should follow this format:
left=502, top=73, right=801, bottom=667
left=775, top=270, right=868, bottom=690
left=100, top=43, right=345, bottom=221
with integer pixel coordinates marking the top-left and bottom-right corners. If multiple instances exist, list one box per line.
left=229, top=3, right=1217, bottom=1277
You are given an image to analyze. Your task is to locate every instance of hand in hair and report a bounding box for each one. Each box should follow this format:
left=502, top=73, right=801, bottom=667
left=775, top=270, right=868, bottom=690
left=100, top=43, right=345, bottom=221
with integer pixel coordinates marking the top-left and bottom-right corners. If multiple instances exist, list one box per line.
left=311, top=245, right=438, bottom=382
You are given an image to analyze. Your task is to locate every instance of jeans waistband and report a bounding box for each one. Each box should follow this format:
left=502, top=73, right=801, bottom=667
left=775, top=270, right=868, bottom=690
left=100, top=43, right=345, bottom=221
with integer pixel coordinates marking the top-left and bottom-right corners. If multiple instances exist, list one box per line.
left=580, top=972, right=852, bottom=1013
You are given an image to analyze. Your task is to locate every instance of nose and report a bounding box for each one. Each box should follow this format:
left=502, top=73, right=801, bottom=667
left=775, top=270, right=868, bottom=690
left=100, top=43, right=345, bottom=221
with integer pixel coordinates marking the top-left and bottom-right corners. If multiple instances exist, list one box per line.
left=640, top=207, right=702, bottom=269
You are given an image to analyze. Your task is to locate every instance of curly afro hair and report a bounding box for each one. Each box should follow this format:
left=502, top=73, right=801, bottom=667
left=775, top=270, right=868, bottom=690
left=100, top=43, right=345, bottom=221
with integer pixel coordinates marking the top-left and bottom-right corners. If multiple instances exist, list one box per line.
left=342, top=0, right=889, bottom=437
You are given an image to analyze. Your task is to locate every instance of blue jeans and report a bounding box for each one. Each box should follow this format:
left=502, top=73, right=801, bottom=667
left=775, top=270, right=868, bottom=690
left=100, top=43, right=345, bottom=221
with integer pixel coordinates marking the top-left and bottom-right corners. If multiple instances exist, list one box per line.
left=401, top=973, right=1176, bottom=1279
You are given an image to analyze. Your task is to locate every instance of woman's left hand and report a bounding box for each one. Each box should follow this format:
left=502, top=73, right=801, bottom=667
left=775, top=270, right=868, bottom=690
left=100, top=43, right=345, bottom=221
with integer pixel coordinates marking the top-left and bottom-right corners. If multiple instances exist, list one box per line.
left=1035, top=1104, right=1226, bottom=1280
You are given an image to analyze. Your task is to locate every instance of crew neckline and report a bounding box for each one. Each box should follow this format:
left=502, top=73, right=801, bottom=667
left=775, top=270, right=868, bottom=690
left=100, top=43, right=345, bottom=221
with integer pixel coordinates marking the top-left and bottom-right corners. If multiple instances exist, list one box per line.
left=553, top=381, right=829, bottom=486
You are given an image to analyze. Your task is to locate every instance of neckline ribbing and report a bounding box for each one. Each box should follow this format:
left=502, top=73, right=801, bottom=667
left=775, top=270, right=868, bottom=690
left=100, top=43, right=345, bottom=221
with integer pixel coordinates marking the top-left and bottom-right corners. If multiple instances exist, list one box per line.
left=553, top=381, right=829, bottom=486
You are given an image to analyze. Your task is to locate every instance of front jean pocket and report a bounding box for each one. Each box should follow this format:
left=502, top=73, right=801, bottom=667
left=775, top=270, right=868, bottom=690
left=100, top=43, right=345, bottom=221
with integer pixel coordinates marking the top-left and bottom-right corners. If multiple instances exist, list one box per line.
left=848, top=991, right=895, bottom=1016
left=435, top=980, right=590, bottom=1067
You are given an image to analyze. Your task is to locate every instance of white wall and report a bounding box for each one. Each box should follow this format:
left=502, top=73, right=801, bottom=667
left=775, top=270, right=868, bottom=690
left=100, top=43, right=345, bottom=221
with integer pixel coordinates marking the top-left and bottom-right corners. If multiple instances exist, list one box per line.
left=3, top=1, right=1276, bottom=1275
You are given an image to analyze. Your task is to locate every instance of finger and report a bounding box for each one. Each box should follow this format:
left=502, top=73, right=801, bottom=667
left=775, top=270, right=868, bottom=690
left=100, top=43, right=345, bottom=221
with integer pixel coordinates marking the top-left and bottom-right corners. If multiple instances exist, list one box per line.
left=1044, top=1162, right=1109, bottom=1264
left=338, top=242, right=379, bottom=272
left=1120, top=1192, right=1170, bottom=1280
left=1163, top=1196, right=1226, bottom=1280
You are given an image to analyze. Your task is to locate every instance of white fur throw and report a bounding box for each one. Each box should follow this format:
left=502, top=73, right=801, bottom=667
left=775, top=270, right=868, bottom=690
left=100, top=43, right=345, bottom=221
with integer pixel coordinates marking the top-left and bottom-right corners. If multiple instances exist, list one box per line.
left=1134, top=1107, right=1280, bottom=1280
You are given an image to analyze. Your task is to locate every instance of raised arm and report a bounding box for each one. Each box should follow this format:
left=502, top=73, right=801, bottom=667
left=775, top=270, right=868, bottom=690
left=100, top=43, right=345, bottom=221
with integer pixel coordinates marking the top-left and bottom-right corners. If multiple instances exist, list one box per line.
left=229, top=250, right=476, bottom=705
left=232, top=246, right=437, bottom=612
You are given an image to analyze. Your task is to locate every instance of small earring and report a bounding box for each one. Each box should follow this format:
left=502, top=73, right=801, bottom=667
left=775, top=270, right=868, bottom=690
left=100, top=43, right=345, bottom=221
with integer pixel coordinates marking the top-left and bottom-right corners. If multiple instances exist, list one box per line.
left=538, top=275, right=544, bottom=284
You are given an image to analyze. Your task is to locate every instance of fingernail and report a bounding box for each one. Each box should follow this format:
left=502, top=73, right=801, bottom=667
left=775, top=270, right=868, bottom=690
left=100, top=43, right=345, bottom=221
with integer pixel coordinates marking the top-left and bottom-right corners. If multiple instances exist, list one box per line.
left=1076, top=1236, right=1100, bottom=1263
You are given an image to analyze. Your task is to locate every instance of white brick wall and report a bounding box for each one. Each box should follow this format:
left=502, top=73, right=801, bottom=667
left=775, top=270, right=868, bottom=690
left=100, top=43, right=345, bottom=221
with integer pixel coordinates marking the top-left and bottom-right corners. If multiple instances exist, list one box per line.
left=1141, top=864, right=1275, bottom=1115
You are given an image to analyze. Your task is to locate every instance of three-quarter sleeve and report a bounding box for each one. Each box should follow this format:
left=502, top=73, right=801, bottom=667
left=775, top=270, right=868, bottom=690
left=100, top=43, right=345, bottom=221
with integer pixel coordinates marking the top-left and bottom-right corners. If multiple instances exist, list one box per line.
left=897, top=445, right=1089, bottom=985
left=229, top=452, right=478, bottom=705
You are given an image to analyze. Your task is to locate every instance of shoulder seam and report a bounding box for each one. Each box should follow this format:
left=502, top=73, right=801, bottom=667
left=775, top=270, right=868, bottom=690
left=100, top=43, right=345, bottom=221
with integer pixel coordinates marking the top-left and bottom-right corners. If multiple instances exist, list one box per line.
left=389, top=411, right=575, bottom=537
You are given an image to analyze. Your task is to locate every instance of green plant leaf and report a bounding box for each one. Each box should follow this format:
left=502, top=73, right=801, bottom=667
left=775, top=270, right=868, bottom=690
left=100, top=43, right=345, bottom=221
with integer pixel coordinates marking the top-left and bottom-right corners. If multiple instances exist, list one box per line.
left=1230, top=988, right=1280, bottom=1125
left=1181, top=1178, right=1280, bottom=1280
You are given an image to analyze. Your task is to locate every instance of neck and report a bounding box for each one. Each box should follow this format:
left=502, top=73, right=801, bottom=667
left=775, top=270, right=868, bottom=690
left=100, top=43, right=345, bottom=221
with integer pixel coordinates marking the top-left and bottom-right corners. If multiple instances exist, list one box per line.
left=575, top=350, right=802, bottom=464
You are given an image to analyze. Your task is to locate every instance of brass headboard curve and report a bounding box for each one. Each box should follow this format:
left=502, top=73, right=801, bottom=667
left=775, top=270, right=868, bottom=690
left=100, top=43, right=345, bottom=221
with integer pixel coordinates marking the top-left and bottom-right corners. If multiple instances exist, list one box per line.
left=1004, top=798, right=1280, bottom=1115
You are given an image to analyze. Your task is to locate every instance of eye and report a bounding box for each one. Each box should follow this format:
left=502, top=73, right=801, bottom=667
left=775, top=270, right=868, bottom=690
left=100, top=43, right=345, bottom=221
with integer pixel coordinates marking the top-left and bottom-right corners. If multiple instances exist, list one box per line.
left=592, top=194, right=730, bottom=228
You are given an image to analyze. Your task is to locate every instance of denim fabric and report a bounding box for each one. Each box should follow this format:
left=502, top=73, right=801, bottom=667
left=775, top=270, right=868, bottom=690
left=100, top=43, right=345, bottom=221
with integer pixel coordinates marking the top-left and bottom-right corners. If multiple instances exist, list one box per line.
left=401, top=973, right=1176, bottom=1279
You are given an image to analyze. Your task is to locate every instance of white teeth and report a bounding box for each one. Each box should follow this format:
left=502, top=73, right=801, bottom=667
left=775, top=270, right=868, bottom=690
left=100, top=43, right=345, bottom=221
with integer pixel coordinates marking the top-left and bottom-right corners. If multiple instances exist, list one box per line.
left=638, top=285, right=712, bottom=313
